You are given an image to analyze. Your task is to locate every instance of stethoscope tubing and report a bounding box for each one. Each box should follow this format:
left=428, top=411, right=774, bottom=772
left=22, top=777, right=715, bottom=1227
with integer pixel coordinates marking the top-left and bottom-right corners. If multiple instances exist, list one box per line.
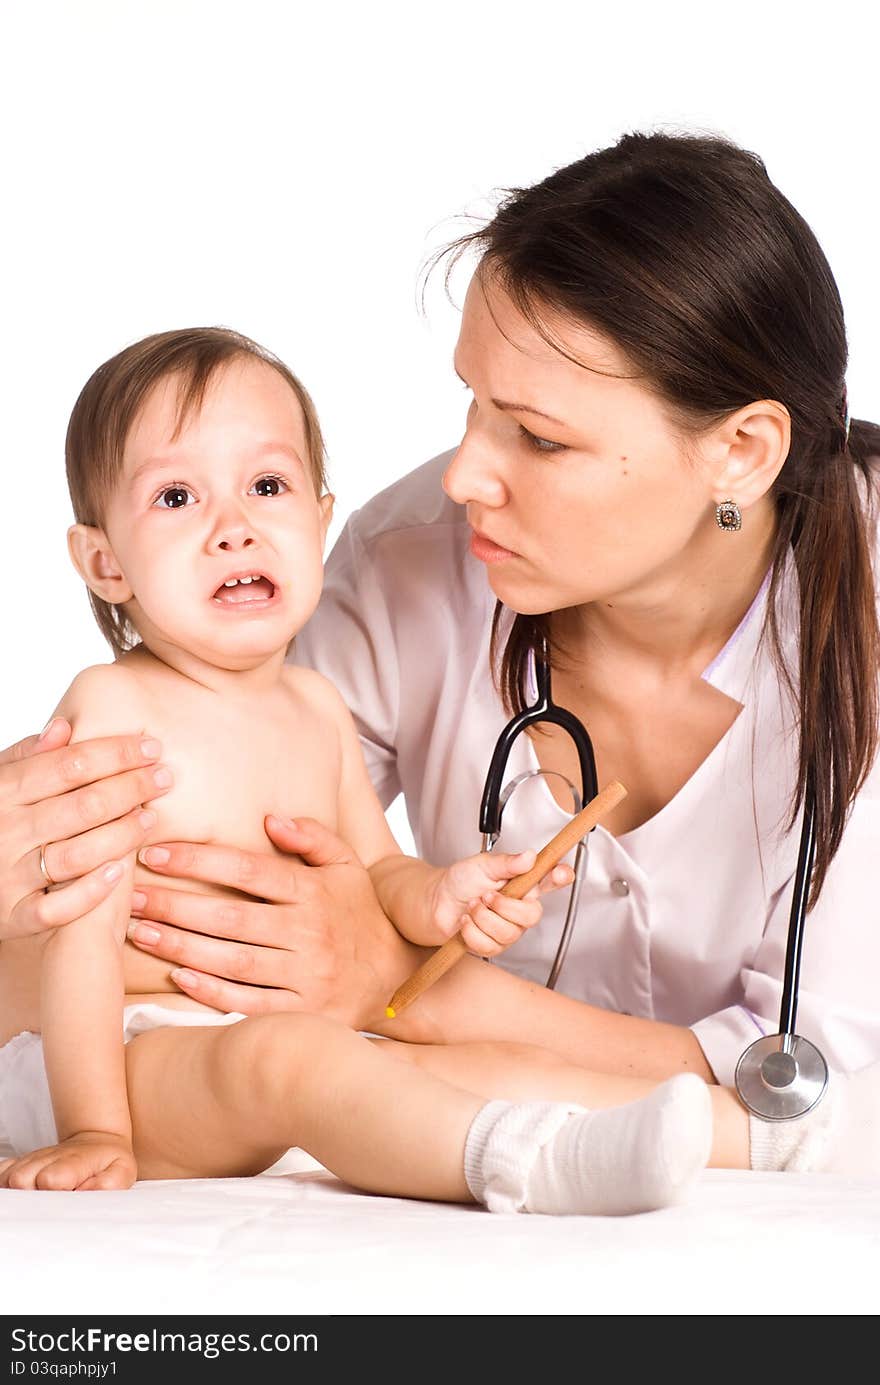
left=480, top=635, right=828, bottom=1119
left=779, top=785, right=816, bottom=1043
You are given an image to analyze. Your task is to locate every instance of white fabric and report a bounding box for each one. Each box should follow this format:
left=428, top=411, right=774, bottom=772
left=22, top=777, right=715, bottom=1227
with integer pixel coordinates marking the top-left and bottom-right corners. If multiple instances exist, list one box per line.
left=1, top=1167, right=877, bottom=1314
left=463, top=1076, right=712, bottom=1215
left=750, top=1059, right=880, bottom=1177
left=463, top=1098, right=581, bottom=1212
left=295, top=450, right=880, bottom=1087
left=0, top=1002, right=244, bottom=1159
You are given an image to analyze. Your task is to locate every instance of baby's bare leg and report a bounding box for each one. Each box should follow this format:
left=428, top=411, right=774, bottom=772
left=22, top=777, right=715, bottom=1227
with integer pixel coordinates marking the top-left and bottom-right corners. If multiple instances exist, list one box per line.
left=370, top=1036, right=749, bottom=1170
left=124, top=1013, right=716, bottom=1215
left=126, top=1013, right=483, bottom=1201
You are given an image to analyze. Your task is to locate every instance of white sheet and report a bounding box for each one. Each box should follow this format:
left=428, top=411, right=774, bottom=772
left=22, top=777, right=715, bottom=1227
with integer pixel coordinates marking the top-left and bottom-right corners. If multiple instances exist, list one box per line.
left=2, top=1153, right=878, bottom=1315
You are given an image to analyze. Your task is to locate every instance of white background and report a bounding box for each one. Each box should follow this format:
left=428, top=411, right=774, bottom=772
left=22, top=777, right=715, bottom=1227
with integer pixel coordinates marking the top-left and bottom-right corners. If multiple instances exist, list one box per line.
left=2, top=0, right=878, bottom=765
left=1, top=0, right=878, bottom=1313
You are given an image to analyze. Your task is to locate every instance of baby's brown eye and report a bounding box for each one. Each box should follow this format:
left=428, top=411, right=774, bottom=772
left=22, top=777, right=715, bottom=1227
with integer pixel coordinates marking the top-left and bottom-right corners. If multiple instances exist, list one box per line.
left=251, top=475, right=287, bottom=497
left=158, top=487, right=191, bottom=508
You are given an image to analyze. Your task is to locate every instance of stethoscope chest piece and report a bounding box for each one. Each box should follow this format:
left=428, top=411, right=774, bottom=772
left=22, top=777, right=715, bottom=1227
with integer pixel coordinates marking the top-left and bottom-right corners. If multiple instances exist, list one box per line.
left=734, top=1033, right=828, bottom=1121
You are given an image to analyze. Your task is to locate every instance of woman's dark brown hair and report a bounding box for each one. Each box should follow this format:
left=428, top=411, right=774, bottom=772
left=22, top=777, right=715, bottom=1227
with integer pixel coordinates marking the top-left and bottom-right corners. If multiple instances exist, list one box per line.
left=438, top=130, right=880, bottom=903
left=66, top=326, right=329, bottom=658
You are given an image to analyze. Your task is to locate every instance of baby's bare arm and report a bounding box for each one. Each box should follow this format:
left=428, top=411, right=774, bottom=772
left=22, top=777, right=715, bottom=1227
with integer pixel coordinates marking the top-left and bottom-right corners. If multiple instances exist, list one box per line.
left=37, top=862, right=136, bottom=1164
left=322, top=676, right=551, bottom=950
left=17, top=665, right=148, bottom=1189
left=318, top=672, right=449, bottom=941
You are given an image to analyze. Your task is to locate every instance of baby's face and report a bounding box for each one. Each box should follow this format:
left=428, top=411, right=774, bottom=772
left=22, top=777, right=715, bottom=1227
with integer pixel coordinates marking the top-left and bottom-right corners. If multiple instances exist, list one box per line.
left=101, top=358, right=332, bottom=671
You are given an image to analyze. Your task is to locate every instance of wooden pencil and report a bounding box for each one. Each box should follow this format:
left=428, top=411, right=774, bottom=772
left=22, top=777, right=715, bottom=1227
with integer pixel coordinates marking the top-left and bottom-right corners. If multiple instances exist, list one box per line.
left=384, top=779, right=627, bottom=1018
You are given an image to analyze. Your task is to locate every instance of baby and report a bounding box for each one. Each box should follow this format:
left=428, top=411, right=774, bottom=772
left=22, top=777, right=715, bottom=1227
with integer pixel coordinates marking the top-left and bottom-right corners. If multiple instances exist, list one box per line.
left=0, top=328, right=714, bottom=1214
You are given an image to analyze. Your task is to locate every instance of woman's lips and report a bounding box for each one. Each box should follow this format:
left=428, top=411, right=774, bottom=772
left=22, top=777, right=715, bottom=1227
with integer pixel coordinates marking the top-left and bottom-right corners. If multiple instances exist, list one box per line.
left=469, top=529, right=517, bottom=564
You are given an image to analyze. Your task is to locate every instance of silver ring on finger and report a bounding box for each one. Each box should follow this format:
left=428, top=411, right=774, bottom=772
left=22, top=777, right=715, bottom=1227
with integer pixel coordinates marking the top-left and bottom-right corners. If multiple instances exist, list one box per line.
left=38, top=843, right=57, bottom=891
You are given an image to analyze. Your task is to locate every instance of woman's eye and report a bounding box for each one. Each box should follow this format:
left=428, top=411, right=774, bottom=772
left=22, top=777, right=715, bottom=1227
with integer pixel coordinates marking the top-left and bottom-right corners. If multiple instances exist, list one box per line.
left=153, top=485, right=194, bottom=509
left=518, top=425, right=566, bottom=455
left=250, top=474, right=289, bottom=498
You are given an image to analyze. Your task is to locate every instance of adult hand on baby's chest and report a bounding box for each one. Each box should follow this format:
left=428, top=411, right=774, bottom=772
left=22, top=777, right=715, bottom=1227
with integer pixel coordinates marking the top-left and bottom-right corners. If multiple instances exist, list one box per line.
left=126, top=816, right=418, bottom=1029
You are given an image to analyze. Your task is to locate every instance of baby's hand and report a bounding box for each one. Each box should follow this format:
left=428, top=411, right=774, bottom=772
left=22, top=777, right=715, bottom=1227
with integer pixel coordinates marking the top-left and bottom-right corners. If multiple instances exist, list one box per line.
left=0, top=1132, right=137, bottom=1192
left=431, top=850, right=574, bottom=957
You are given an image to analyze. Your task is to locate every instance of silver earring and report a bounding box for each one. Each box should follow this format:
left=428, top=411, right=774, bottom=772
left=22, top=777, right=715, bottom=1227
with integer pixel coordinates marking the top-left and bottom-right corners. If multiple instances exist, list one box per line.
left=715, top=499, right=742, bottom=532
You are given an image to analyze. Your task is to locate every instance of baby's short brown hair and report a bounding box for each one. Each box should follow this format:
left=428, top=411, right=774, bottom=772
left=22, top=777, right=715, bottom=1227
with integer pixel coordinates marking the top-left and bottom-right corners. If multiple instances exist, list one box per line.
left=66, top=326, right=329, bottom=656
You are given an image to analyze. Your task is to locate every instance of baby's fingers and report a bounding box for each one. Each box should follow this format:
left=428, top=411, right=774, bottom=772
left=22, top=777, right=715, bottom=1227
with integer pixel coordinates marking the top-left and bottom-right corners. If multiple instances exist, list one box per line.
left=478, top=892, right=542, bottom=931
left=536, top=863, right=575, bottom=896
left=0, top=1145, right=118, bottom=1191
left=480, top=849, right=536, bottom=884
left=78, top=1159, right=137, bottom=1191
left=460, top=916, right=511, bottom=957
left=0, top=1149, right=58, bottom=1190
left=460, top=892, right=542, bottom=957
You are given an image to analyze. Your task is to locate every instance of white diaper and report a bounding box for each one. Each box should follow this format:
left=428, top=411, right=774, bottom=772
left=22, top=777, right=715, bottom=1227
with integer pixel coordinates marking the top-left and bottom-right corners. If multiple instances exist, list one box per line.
left=0, top=1002, right=245, bottom=1161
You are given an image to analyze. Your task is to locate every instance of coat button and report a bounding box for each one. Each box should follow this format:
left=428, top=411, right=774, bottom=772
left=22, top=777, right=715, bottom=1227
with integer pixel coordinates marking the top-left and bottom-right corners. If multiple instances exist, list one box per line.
left=610, top=878, right=630, bottom=897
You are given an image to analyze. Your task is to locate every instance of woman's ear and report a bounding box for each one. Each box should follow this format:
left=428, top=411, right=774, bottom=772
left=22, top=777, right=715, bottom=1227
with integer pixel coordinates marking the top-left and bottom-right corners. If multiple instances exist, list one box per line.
left=67, top=525, right=133, bottom=604
left=708, top=400, right=791, bottom=511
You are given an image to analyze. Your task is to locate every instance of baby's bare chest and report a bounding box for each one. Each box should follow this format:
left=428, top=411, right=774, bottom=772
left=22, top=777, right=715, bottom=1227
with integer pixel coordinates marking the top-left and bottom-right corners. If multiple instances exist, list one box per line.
left=142, top=697, right=341, bottom=852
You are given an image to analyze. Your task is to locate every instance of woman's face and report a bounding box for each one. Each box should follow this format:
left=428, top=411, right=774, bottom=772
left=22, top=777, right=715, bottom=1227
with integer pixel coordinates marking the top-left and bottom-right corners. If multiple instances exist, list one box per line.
left=443, top=272, right=722, bottom=616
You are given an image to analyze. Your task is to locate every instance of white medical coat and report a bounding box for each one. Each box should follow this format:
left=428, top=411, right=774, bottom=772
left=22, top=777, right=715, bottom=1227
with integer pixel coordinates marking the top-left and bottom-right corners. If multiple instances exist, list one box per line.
left=294, top=451, right=880, bottom=1084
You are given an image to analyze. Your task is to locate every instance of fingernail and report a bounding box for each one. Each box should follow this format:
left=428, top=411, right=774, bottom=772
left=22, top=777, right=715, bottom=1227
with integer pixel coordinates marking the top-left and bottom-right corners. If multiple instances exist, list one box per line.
left=138, top=846, right=170, bottom=866
left=102, top=861, right=123, bottom=882
left=138, top=810, right=156, bottom=830
left=152, top=767, right=173, bottom=789
left=483, top=892, right=496, bottom=905
left=38, top=717, right=60, bottom=743
left=130, top=890, right=147, bottom=911
left=170, top=968, right=199, bottom=989
left=140, top=738, right=162, bottom=760
left=127, top=922, right=161, bottom=944
left=267, top=814, right=297, bottom=830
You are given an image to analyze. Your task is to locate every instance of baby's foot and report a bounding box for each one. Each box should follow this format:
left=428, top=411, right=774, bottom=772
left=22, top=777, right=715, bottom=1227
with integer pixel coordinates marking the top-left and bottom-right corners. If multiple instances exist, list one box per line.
left=465, top=1073, right=713, bottom=1216
left=750, top=1058, right=880, bottom=1176
left=524, top=1073, right=713, bottom=1214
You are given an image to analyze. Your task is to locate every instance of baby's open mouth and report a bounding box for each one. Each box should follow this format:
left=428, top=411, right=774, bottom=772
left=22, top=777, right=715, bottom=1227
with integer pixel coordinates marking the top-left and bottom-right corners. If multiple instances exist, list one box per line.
left=212, top=573, right=277, bottom=605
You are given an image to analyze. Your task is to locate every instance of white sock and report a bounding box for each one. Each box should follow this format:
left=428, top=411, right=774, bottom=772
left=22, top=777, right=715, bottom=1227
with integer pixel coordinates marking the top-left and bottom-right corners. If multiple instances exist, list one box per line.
left=463, top=1073, right=713, bottom=1216
left=749, top=1060, right=880, bottom=1175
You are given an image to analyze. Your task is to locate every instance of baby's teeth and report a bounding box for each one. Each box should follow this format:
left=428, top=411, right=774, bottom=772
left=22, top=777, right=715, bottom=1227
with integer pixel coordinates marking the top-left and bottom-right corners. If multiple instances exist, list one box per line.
left=223, top=579, right=238, bottom=587
left=240, top=576, right=254, bottom=584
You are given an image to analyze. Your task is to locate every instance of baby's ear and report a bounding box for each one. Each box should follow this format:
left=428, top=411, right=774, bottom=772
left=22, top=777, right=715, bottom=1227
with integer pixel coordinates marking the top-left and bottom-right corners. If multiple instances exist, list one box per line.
left=67, top=524, right=133, bottom=604
left=319, top=492, right=335, bottom=547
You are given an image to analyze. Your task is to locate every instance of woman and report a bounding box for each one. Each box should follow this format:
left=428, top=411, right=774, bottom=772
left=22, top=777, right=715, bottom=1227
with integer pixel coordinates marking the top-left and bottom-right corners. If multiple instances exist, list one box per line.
left=4, top=130, right=880, bottom=1171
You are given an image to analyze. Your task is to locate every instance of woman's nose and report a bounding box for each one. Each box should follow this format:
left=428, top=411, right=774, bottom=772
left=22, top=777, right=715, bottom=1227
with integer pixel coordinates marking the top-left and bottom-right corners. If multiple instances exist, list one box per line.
left=442, top=430, right=508, bottom=508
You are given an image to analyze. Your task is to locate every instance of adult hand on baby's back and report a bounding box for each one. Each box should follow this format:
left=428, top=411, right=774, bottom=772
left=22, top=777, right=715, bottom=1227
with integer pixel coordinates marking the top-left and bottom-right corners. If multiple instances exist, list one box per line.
left=0, top=720, right=171, bottom=940
left=126, top=817, right=424, bottom=1030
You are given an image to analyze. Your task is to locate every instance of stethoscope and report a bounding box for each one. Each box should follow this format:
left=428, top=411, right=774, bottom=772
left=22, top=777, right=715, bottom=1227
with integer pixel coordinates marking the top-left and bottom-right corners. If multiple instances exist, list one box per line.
left=479, top=635, right=829, bottom=1122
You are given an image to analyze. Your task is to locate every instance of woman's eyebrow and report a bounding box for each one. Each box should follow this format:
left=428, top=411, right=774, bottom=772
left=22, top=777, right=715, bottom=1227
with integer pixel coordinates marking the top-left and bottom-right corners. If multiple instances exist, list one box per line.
left=453, top=364, right=566, bottom=426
